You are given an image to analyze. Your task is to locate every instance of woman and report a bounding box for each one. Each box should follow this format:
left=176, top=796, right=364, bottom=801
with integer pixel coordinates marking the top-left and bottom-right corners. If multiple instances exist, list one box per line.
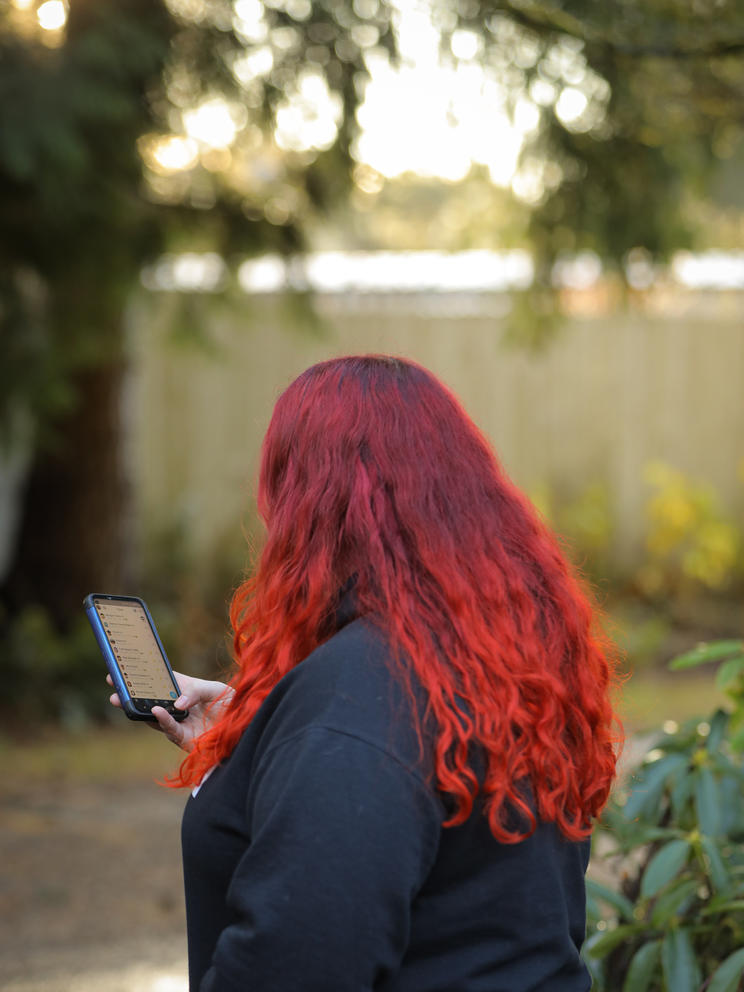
left=112, top=355, right=620, bottom=991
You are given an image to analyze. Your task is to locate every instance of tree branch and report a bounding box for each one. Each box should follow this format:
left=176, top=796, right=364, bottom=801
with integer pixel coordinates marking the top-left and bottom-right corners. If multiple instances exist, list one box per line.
left=611, top=39, right=744, bottom=60
left=489, top=0, right=744, bottom=60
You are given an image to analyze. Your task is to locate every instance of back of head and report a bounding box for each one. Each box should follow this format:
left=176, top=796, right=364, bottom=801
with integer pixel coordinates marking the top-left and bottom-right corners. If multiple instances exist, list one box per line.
left=258, top=355, right=514, bottom=610
left=181, top=355, right=620, bottom=841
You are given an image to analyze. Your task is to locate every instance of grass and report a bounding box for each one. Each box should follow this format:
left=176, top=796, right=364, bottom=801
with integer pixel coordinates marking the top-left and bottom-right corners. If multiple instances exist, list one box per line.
left=0, top=720, right=181, bottom=788
left=620, top=668, right=726, bottom=735
left=0, top=670, right=727, bottom=788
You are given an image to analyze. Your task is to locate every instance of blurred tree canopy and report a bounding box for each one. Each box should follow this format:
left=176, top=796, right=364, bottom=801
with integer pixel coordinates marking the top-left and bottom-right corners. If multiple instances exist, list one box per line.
left=1, top=0, right=743, bottom=630
left=450, top=0, right=744, bottom=283
left=0, top=0, right=393, bottom=626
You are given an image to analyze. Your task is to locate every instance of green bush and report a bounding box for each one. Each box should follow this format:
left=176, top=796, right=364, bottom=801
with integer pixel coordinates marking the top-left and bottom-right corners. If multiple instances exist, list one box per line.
left=585, top=639, right=744, bottom=991
left=638, top=463, right=742, bottom=598
left=0, top=605, right=110, bottom=730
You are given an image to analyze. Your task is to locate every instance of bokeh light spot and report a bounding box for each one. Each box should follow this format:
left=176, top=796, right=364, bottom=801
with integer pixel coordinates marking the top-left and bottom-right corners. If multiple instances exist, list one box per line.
left=37, top=0, right=67, bottom=30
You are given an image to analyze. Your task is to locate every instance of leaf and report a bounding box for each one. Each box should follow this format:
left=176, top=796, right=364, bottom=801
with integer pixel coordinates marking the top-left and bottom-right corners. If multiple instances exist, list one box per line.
left=669, top=640, right=744, bottom=671
left=700, top=835, right=730, bottom=892
left=650, top=878, right=698, bottom=927
left=624, top=753, right=688, bottom=821
left=716, top=658, right=744, bottom=692
left=586, top=878, right=635, bottom=922
left=622, top=939, right=662, bottom=992
left=639, top=827, right=687, bottom=843
left=671, top=771, right=695, bottom=819
left=585, top=889, right=600, bottom=923
left=730, top=725, right=744, bottom=754
left=695, top=766, right=721, bottom=837
left=706, top=709, right=730, bottom=752
left=716, top=775, right=744, bottom=835
left=581, top=940, right=604, bottom=988
left=661, top=928, right=700, bottom=992
left=585, top=923, right=645, bottom=959
left=709, top=750, right=742, bottom=779
left=708, top=947, right=744, bottom=992
left=701, top=899, right=744, bottom=917
left=641, top=839, right=691, bottom=900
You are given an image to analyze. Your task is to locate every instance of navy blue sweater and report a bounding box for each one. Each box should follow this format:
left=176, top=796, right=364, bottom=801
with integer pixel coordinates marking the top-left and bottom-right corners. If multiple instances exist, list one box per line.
left=181, top=614, right=591, bottom=991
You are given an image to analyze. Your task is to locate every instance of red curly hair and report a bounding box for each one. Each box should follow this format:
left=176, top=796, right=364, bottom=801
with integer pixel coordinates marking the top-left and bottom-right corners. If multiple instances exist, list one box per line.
left=173, top=355, right=621, bottom=843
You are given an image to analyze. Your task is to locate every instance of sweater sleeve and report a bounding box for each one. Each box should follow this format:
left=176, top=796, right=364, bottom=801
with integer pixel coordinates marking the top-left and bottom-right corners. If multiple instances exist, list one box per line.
left=199, top=726, right=443, bottom=992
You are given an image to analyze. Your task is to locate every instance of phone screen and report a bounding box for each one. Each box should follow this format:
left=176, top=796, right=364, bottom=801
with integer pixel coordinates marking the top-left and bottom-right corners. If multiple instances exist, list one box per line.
left=92, top=597, right=178, bottom=702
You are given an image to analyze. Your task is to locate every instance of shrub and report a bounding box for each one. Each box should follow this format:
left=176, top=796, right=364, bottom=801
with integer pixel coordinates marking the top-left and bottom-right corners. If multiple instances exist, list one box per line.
left=584, top=639, right=744, bottom=991
left=0, top=605, right=108, bottom=730
left=638, top=463, right=741, bottom=598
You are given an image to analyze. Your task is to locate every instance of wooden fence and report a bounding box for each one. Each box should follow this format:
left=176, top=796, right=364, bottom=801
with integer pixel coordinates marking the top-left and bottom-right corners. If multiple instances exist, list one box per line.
left=127, top=290, right=744, bottom=573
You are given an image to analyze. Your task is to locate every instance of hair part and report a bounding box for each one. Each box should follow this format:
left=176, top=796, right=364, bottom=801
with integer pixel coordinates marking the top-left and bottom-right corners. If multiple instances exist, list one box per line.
left=172, top=355, right=621, bottom=843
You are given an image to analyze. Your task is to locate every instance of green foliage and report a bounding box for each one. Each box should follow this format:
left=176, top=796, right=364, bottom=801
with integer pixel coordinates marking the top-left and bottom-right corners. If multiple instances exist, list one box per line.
left=0, top=605, right=111, bottom=729
left=531, top=480, right=614, bottom=581
left=610, top=606, right=671, bottom=674
left=0, top=0, right=175, bottom=450
left=4, top=0, right=744, bottom=625
left=5, top=0, right=744, bottom=442
left=486, top=0, right=744, bottom=259
left=448, top=0, right=744, bottom=342
left=670, top=640, right=744, bottom=753
left=0, top=0, right=397, bottom=627
left=0, top=0, right=395, bottom=450
left=585, top=639, right=744, bottom=990
left=537, top=463, right=743, bottom=611
left=638, top=462, right=742, bottom=597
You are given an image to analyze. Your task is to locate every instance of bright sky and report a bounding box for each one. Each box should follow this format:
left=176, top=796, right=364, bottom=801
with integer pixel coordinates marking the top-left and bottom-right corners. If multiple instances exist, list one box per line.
left=352, top=4, right=527, bottom=185
left=21, top=0, right=602, bottom=200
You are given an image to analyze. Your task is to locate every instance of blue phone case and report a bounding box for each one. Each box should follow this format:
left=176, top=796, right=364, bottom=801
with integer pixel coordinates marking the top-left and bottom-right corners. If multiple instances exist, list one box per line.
left=84, top=593, right=188, bottom=722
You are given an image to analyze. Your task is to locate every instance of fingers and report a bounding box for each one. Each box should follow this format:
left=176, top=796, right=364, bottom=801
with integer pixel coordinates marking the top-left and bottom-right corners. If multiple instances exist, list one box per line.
left=176, top=672, right=230, bottom=700
left=174, top=683, right=229, bottom=712
left=151, top=706, right=190, bottom=751
left=170, top=674, right=201, bottom=712
left=106, top=676, right=122, bottom=708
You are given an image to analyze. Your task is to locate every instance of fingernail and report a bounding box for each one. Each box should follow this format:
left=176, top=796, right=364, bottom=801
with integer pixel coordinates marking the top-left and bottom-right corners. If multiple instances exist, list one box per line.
left=176, top=696, right=188, bottom=707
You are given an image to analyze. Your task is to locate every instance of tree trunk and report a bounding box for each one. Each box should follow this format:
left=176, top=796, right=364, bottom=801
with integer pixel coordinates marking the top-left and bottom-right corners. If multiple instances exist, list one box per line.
left=2, top=356, right=131, bottom=631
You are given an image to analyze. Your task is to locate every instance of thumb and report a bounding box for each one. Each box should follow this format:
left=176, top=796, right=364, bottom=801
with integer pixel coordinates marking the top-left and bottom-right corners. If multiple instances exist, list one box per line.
left=151, top=707, right=188, bottom=749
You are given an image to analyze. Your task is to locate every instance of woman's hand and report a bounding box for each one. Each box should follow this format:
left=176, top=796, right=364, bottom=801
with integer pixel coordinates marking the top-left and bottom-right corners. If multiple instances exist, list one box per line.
left=107, top=672, right=233, bottom=752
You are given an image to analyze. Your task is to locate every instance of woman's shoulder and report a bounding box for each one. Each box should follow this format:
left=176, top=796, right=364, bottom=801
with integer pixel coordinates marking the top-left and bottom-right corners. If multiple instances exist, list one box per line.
left=303, top=615, right=395, bottom=680
left=253, top=617, right=427, bottom=773
left=277, top=616, right=411, bottom=724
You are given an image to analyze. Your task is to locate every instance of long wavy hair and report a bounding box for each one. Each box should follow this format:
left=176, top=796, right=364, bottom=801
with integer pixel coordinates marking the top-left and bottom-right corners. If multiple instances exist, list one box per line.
left=174, top=355, right=620, bottom=842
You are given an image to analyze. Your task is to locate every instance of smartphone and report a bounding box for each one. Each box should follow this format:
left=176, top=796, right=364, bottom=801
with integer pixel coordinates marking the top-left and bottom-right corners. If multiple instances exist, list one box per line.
left=84, top=594, right=188, bottom=722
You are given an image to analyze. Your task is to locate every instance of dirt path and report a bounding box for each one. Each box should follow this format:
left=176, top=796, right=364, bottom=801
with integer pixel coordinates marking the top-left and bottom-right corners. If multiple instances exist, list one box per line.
left=0, top=732, right=189, bottom=991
